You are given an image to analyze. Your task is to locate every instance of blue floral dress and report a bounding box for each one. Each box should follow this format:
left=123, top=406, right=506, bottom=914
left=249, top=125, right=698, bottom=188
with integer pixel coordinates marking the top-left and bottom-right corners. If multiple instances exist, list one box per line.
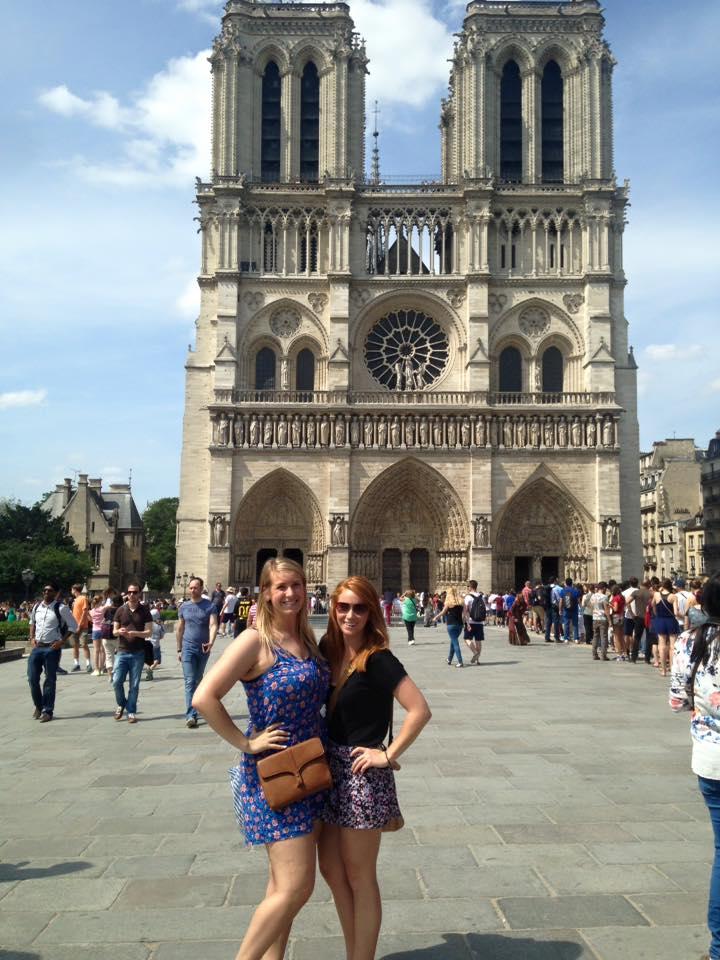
left=229, top=647, right=330, bottom=846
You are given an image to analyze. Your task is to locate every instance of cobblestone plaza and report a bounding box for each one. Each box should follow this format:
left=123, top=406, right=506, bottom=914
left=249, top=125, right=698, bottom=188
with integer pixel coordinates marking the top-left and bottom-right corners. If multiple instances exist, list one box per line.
left=0, top=626, right=710, bottom=960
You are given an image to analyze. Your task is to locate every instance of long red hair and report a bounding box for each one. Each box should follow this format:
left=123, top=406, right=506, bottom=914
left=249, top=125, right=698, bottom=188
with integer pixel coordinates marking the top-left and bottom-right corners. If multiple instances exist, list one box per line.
left=323, top=576, right=390, bottom=673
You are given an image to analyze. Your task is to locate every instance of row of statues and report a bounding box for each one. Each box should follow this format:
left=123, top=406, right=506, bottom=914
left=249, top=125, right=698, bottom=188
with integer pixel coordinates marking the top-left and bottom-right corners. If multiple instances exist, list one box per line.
left=212, top=411, right=618, bottom=450
left=437, top=552, right=469, bottom=583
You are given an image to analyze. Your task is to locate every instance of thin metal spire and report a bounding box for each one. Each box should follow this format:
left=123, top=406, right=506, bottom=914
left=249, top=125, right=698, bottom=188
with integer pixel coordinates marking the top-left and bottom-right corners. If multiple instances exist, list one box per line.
left=371, top=100, right=381, bottom=185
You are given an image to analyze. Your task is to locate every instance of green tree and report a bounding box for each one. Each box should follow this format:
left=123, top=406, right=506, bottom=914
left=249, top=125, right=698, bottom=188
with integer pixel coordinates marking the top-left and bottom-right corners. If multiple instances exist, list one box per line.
left=0, top=504, right=92, bottom=601
left=142, top=497, right=179, bottom=591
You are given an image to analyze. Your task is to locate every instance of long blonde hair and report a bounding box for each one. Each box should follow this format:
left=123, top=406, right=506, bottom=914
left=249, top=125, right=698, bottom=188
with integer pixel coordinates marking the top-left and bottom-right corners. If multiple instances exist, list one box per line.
left=445, top=586, right=462, bottom=607
left=255, top=557, right=321, bottom=660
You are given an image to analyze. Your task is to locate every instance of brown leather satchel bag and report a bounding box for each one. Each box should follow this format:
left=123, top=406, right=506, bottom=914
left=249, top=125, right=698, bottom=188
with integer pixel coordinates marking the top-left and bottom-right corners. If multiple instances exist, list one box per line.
left=256, top=737, right=332, bottom=811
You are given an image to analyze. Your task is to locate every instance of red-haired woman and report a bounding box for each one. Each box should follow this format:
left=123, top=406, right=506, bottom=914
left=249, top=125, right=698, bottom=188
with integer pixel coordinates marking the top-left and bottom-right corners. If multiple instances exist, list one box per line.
left=318, top=575, right=431, bottom=960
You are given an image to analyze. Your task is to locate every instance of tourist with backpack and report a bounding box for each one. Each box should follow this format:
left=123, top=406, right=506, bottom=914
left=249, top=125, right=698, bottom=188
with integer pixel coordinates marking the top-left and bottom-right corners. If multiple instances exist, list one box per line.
left=544, top=577, right=561, bottom=643
left=561, top=578, right=582, bottom=643
left=27, top=581, right=78, bottom=723
left=530, top=580, right=545, bottom=635
left=463, top=579, right=486, bottom=664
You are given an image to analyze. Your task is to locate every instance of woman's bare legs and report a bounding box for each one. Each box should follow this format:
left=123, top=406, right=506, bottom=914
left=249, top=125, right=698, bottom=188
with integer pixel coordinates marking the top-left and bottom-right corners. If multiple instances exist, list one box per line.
left=236, top=826, right=318, bottom=960
left=657, top=633, right=670, bottom=676
left=319, top=824, right=382, bottom=960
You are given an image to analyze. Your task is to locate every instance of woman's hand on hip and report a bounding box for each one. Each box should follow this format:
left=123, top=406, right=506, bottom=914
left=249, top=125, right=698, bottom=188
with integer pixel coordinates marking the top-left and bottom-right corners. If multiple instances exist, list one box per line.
left=247, top=723, right=289, bottom=754
left=350, top=746, right=400, bottom=775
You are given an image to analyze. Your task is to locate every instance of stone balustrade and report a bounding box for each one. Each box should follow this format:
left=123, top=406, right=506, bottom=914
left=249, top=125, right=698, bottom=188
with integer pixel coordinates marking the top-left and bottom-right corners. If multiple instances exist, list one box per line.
left=216, top=389, right=615, bottom=408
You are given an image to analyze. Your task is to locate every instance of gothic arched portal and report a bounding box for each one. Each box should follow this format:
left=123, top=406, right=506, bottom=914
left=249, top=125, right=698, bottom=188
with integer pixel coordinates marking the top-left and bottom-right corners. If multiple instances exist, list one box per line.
left=349, top=458, right=470, bottom=591
left=493, top=477, right=592, bottom=589
left=232, top=469, right=325, bottom=588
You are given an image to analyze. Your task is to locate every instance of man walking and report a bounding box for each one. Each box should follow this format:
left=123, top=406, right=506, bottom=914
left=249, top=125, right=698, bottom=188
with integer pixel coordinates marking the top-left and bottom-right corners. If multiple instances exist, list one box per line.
left=112, top=581, right=152, bottom=724
left=177, top=576, right=218, bottom=729
left=28, top=582, right=78, bottom=722
left=70, top=583, right=92, bottom=672
left=463, top=580, right=486, bottom=664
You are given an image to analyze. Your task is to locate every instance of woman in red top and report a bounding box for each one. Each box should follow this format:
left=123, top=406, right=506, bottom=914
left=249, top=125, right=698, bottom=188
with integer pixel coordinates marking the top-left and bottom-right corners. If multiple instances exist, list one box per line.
left=609, top=585, right=627, bottom=661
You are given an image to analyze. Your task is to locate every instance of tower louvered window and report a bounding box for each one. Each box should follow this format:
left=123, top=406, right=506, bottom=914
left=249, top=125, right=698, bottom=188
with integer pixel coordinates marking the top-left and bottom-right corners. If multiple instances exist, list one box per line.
left=500, top=61, right=522, bottom=182
left=261, top=62, right=281, bottom=182
left=542, top=61, right=564, bottom=183
left=300, top=62, right=320, bottom=182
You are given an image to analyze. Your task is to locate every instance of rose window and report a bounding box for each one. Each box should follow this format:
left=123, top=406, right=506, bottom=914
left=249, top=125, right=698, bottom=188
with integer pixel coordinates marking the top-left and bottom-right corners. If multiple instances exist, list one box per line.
left=364, top=309, right=449, bottom=390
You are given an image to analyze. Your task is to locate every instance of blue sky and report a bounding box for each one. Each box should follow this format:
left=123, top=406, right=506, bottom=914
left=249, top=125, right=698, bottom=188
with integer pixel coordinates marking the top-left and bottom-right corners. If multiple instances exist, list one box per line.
left=1, top=0, right=718, bottom=512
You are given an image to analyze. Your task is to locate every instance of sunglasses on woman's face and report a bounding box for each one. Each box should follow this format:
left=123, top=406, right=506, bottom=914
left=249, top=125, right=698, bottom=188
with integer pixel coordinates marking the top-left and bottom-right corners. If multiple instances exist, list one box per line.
left=335, top=601, right=369, bottom=616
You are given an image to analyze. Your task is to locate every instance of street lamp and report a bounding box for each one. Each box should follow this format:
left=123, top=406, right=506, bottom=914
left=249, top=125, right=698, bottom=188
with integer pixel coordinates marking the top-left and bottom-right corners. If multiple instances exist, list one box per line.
left=175, top=571, right=189, bottom=601
left=142, top=582, right=150, bottom=602
left=21, top=568, right=35, bottom=603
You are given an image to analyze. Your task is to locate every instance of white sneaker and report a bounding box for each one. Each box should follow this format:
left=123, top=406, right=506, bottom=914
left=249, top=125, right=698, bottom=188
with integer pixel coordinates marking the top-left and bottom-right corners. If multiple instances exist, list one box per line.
left=455, top=663, right=464, bottom=668
left=408, top=640, right=415, bottom=646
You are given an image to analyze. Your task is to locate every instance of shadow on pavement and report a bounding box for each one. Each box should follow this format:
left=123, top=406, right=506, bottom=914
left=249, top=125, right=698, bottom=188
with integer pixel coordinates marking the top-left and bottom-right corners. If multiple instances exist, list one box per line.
left=476, top=661, right=520, bottom=667
left=0, top=860, right=91, bottom=882
left=382, top=932, right=585, bottom=959
left=0, top=952, right=41, bottom=960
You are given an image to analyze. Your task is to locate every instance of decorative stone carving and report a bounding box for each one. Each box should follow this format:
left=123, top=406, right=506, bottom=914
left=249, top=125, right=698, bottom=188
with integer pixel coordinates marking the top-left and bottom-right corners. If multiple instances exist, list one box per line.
left=350, top=288, right=371, bottom=308
left=291, top=417, right=302, bottom=447
left=249, top=417, right=259, bottom=446
left=563, top=293, right=584, bottom=315
left=263, top=418, right=273, bottom=447
left=270, top=308, right=300, bottom=338
left=489, top=293, right=507, bottom=315
left=473, top=515, right=490, bottom=548
left=586, top=419, right=597, bottom=447
left=330, top=514, right=348, bottom=547
left=405, top=417, right=416, bottom=448
left=475, top=416, right=486, bottom=448
left=350, top=417, right=360, bottom=448
left=571, top=416, right=582, bottom=447
left=530, top=418, right=540, bottom=448
left=210, top=514, right=228, bottom=548
left=446, top=288, right=466, bottom=309
left=243, top=292, right=264, bottom=310
left=217, top=414, right=230, bottom=446
left=461, top=418, right=471, bottom=448
left=319, top=417, right=330, bottom=447
left=233, top=416, right=245, bottom=447
left=307, top=293, right=328, bottom=314
left=365, top=309, right=449, bottom=391
left=277, top=416, right=288, bottom=447
left=602, top=417, right=615, bottom=447
left=334, top=417, right=346, bottom=448
left=306, top=554, right=324, bottom=584
left=519, top=306, right=551, bottom=338
left=280, top=359, right=289, bottom=390
left=603, top=517, right=620, bottom=549
left=557, top=418, right=568, bottom=447
left=390, top=416, right=401, bottom=448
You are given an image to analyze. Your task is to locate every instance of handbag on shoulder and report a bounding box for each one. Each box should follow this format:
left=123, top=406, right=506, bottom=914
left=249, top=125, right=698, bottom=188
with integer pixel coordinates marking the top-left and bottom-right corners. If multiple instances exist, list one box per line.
left=256, top=737, right=332, bottom=811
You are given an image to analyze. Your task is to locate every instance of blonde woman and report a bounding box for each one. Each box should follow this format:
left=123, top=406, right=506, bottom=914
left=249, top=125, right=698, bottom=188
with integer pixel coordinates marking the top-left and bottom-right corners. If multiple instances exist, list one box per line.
left=652, top=578, right=679, bottom=676
left=192, top=558, right=330, bottom=960
left=432, top=586, right=466, bottom=667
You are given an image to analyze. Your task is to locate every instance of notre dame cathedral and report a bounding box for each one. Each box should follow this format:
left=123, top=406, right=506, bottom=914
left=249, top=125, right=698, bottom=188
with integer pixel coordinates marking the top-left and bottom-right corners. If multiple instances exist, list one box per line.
left=176, top=0, right=642, bottom=595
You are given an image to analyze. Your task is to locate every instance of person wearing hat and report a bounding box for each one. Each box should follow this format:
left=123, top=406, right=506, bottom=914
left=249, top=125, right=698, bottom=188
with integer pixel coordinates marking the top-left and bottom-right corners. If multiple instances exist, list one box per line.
left=219, top=586, right=238, bottom=638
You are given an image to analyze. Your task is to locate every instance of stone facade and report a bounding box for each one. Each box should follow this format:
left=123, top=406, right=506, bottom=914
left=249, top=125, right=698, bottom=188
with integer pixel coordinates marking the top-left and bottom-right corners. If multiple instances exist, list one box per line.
left=176, top=0, right=641, bottom=593
left=42, top=476, right=145, bottom=593
left=702, top=430, right=720, bottom=574
left=639, top=439, right=703, bottom=581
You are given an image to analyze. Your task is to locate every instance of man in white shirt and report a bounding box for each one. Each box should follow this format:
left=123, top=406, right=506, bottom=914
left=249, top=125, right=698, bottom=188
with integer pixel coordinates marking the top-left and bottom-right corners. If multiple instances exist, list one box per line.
left=28, top=582, right=78, bottom=722
left=463, top=580, right=485, bottom=664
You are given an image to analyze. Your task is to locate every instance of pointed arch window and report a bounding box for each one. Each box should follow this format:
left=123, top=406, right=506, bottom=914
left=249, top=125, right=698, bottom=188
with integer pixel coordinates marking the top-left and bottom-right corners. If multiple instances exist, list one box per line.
left=261, top=61, right=281, bottom=182
left=499, top=346, right=522, bottom=392
left=541, top=61, right=564, bottom=183
left=255, top=347, right=277, bottom=391
left=296, top=349, right=315, bottom=392
left=541, top=346, right=564, bottom=393
left=300, top=62, right=320, bottom=183
left=500, top=60, right=522, bottom=183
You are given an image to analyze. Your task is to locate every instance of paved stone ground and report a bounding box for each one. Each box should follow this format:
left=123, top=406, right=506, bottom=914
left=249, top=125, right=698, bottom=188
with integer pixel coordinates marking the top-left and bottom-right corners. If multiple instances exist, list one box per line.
left=0, top=623, right=712, bottom=960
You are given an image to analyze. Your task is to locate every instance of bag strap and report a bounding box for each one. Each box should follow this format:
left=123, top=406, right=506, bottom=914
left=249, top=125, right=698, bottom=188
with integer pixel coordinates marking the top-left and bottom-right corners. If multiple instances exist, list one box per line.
left=328, top=662, right=356, bottom=716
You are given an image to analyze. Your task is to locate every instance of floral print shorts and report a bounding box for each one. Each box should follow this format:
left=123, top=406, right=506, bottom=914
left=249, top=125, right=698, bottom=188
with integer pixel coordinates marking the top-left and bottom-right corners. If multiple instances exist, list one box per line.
left=321, top=741, right=402, bottom=830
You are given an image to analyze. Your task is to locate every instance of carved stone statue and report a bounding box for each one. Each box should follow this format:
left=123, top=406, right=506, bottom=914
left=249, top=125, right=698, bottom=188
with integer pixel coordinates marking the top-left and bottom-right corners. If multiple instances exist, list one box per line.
left=475, top=416, right=486, bottom=448
left=365, top=225, right=377, bottom=274
left=320, top=417, right=330, bottom=447
left=364, top=417, right=374, bottom=447
left=280, top=359, right=289, bottom=391
left=291, top=417, right=301, bottom=447
left=489, top=418, right=499, bottom=447
left=277, top=416, right=288, bottom=447
left=515, top=417, right=527, bottom=448
left=330, top=514, right=347, bottom=547
left=571, top=416, right=582, bottom=447
left=503, top=417, right=514, bottom=448
left=473, top=515, right=489, bottom=548
left=419, top=418, right=429, bottom=446
left=403, top=358, right=415, bottom=392
left=461, top=418, right=471, bottom=448
left=530, top=418, right=540, bottom=448
left=249, top=417, right=259, bottom=447
left=413, top=361, right=427, bottom=391
left=305, top=418, right=316, bottom=447
left=604, top=517, right=620, bottom=549
left=217, top=415, right=230, bottom=446
left=350, top=417, right=360, bottom=448
left=603, top=418, right=614, bottom=447
left=377, top=417, right=387, bottom=447
left=432, top=418, right=443, bottom=447
left=586, top=419, right=597, bottom=448
left=557, top=418, right=568, bottom=447
left=390, top=416, right=401, bottom=448
left=233, top=416, right=245, bottom=447
left=543, top=419, right=554, bottom=447
left=334, top=418, right=346, bottom=447
left=394, top=360, right=405, bottom=391
left=447, top=419, right=457, bottom=447
left=263, top=418, right=273, bottom=447
left=210, top=514, right=227, bottom=547
left=405, top=417, right=416, bottom=447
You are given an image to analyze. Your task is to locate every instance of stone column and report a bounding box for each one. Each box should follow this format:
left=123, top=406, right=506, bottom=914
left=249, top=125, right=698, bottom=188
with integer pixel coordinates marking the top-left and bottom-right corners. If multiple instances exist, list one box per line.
left=401, top=551, right=411, bottom=591
left=281, top=67, right=295, bottom=182
left=522, top=68, right=540, bottom=183
left=223, top=51, right=239, bottom=176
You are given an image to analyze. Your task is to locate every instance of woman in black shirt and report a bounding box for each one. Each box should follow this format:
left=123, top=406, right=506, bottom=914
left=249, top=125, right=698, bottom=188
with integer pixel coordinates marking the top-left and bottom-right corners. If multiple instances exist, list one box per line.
left=318, top=575, right=431, bottom=960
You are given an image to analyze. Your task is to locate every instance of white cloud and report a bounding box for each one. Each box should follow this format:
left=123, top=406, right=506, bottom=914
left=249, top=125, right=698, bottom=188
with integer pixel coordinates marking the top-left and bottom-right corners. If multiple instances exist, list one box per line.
left=38, top=51, right=212, bottom=187
left=0, top=389, right=47, bottom=410
left=644, top=344, right=702, bottom=362
left=352, top=0, right=453, bottom=106
left=176, top=277, right=200, bottom=318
